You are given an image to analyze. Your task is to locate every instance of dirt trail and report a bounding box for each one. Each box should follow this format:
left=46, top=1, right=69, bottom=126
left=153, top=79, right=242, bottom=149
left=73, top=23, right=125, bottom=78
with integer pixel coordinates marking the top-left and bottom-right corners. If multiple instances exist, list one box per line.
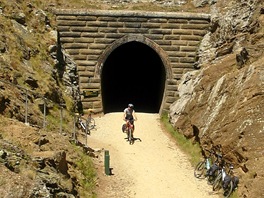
left=85, top=112, right=219, bottom=198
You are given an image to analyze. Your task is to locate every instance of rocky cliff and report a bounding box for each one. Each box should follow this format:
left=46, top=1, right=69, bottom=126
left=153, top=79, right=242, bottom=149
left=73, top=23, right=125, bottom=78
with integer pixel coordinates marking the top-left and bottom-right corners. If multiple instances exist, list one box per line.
left=169, top=0, right=264, bottom=197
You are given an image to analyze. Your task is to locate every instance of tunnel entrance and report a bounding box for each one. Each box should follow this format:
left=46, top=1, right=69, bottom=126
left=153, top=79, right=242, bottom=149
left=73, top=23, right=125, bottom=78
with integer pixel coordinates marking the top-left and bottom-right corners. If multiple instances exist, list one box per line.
left=101, top=41, right=166, bottom=113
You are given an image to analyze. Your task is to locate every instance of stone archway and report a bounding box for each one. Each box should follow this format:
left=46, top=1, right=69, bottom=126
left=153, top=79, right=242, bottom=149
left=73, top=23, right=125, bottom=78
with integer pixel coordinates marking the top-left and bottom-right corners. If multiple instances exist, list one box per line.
left=96, top=35, right=172, bottom=113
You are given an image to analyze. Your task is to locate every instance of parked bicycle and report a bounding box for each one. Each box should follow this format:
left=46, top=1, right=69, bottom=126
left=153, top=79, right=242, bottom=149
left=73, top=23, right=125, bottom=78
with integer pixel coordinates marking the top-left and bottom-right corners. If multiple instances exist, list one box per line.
left=75, top=112, right=95, bottom=135
left=212, top=159, right=234, bottom=198
left=194, top=148, right=223, bottom=185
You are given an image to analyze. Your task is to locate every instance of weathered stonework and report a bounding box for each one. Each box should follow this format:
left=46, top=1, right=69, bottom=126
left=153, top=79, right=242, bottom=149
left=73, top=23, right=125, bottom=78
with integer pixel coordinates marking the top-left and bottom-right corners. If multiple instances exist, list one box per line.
left=55, top=9, right=210, bottom=113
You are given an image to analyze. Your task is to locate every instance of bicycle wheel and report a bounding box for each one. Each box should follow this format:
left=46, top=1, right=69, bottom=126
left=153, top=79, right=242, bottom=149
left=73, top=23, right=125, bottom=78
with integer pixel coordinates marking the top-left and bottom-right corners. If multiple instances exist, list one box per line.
left=194, top=161, right=206, bottom=179
left=212, top=173, right=222, bottom=191
left=76, top=122, right=82, bottom=130
left=87, top=117, right=95, bottom=130
left=223, top=180, right=233, bottom=198
left=208, top=174, right=216, bottom=185
left=128, top=128, right=133, bottom=145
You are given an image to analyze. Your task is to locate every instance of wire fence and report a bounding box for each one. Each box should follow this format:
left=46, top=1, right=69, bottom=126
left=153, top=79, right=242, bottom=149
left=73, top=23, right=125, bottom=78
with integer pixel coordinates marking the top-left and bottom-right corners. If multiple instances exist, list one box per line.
left=0, top=78, right=86, bottom=145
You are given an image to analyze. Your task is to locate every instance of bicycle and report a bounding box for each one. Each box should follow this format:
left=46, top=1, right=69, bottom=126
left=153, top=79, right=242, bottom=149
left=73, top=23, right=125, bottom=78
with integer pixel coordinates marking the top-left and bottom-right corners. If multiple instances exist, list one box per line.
left=76, top=114, right=95, bottom=135
left=194, top=149, right=222, bottom=185
left=212, top=159, right=234, bottom=198
left=123, top=119, right=135, bottom=145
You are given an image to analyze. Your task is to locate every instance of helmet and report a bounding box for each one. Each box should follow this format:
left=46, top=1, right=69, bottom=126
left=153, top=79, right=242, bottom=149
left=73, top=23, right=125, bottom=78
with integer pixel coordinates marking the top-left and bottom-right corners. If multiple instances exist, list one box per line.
left=128, top=104, right=134, bottom=108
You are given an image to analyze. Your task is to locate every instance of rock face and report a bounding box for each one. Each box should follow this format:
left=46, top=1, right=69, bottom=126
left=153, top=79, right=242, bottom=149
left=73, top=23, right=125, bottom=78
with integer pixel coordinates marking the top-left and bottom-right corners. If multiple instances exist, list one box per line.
left=169, top=1, right=264, bottom=197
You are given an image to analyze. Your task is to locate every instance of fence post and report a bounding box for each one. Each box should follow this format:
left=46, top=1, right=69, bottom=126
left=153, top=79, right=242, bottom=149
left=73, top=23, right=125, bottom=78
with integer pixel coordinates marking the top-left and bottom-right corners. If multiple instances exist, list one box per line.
left=73, top=113, right=77, bottom=143
left=43, top=98, right=47, bottom=128
left=25, top=89, right=29, bottom=125
left=104, top=150, right=110, bottom=175
left=60, top=105, right=63, bottom=134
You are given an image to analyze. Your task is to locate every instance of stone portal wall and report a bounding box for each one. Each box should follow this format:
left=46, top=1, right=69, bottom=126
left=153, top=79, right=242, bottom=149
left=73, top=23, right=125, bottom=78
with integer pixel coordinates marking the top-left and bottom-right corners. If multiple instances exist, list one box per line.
left=55, top=9, right=210, bottom=113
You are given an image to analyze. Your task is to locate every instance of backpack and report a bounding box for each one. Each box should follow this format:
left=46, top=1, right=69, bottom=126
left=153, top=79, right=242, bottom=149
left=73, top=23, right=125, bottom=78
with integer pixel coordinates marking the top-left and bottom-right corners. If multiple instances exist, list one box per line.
left=208, top=163, right=219, bottom=176
left=232, top=176, right=239, bottom=190
left=223, top=175, right=232, bottom=190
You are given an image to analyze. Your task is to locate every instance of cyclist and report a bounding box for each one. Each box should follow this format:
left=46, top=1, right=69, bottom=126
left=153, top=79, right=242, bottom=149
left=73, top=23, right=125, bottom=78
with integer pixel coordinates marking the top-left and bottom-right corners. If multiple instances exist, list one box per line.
left=123, top=103, right=137, bottom=137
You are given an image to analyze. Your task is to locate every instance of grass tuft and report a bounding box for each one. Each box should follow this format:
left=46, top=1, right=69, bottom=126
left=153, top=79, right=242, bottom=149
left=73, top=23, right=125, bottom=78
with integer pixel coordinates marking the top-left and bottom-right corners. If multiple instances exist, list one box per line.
left=160, top=113, right=202, bottom=166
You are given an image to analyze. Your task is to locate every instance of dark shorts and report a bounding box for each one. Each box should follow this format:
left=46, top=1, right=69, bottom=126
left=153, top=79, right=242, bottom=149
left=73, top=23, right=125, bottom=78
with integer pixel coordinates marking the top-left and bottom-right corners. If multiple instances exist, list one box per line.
left=125, top=117, right=134, bottom=124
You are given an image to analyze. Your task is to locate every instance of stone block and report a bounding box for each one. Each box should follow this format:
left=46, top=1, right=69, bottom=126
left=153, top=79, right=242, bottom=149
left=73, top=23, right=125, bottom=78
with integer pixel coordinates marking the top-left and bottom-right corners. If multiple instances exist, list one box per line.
left=56, top=16, right=77, bottom=20
left=181, top=35, right=202, bottom=41
left=76, top=60, right=96, bottom=66
left=180, top=57, right=196, bottom=63
left=180, top=46, right=197, bottom=52
left=192, top=30, right=207, bottom=36
left=163, top=35, right=180, bottom=41
left=168, top=19, right=188, bottom=24
left=188, top=41, right=200, bottom=46
left=81, top=82, right=100, bottom=89
left=182, top=24, right=209, bottom=30
left=73, top=55, right=87, bottom=60
left=80, top=49, right=102, bottom=55
left=119, top=17, right=148, bottom=22
left=150, top=29, right=172, bottom=34
left=161, top=23, right=181, bottom=29
left=166, top=96, right=177, bottom=103
left=167, top=85, right=178, bottom=91
left=87, top=21, right=108, bottom=27
left=76, top=66, right=86, bottom=72
left=89, top=44, right=107, bottom=50
left=171, top=62, right=193, bottom=68
left=77, top=16, right=97, bottom=21
left=172, top=73, right=183, bottom=80
left=172, top=29, right=193, bottom=35
left=82, top=32, right=105, bottom=38
left=57, top=26, right=70, bottom=32
left=162, top=46, right=180, bottom=51
left=141, top=23, right=160, bottom=28
left=64, top=43, right=88, bottom=49
left=60, top=37, right=74, bottom=43
left=94, top=38, right=115, bottom=44
left=74, top=37, right=94, bottom=43
left=78, top=71, right=95, bottom=77
left=172, top=40, right=188, bottom=45
left=105, top=33, right=124, bottom=39
left=118, top=28, right=148, bottom=34
left=124, top=22, right=141, bottom=28
left=170, top=52, right=187, bottom=59
left=166, top=79, right=178, bottom=85
left=98, top=16, right=117, bottom=22
left=87, top=55, right=99, bottom=60
left=57, top=20, right=86, bottom=26
left=166, top=91, right=176, bottom=96
left=66, top=49, right=79, bottom=55
left=98, top=27, right=118, bottom=33
left=144, top=34, right=164, bottom=40
left=108, top=22, right=124, bottom=27
left=71, top=26, right=98, bottom=32
left=189, top=19, right=210, bottom=24
left=156, top=40, right=171, bottom=45
left=172, top=67, right=184, bottom=74
left=167, top=51, right=181, bottom=57
left=149, top=18, right=167, bottom=23
left=59, top=32, right=81, bottom=37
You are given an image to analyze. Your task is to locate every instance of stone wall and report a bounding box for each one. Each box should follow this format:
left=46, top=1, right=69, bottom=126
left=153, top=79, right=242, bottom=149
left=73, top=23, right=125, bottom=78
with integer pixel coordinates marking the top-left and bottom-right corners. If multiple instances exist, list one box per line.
left=55, top=9, right=210, bottom=113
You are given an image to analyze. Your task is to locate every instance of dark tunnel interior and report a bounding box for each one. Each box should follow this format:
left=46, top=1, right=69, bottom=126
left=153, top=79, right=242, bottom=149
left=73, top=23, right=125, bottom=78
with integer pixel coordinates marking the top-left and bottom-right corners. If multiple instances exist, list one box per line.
left=101, top=41, right=166, bottom=113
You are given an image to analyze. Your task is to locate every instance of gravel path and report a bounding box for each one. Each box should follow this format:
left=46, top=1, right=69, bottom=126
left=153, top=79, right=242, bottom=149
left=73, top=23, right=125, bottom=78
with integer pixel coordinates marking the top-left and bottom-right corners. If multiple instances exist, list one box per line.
left=86, top=112, right=219, bottom=198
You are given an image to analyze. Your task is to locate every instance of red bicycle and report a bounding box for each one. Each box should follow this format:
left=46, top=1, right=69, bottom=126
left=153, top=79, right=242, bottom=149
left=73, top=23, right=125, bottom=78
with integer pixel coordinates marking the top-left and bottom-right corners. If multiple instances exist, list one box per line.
left=122, top=119, right=135, bottom=144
